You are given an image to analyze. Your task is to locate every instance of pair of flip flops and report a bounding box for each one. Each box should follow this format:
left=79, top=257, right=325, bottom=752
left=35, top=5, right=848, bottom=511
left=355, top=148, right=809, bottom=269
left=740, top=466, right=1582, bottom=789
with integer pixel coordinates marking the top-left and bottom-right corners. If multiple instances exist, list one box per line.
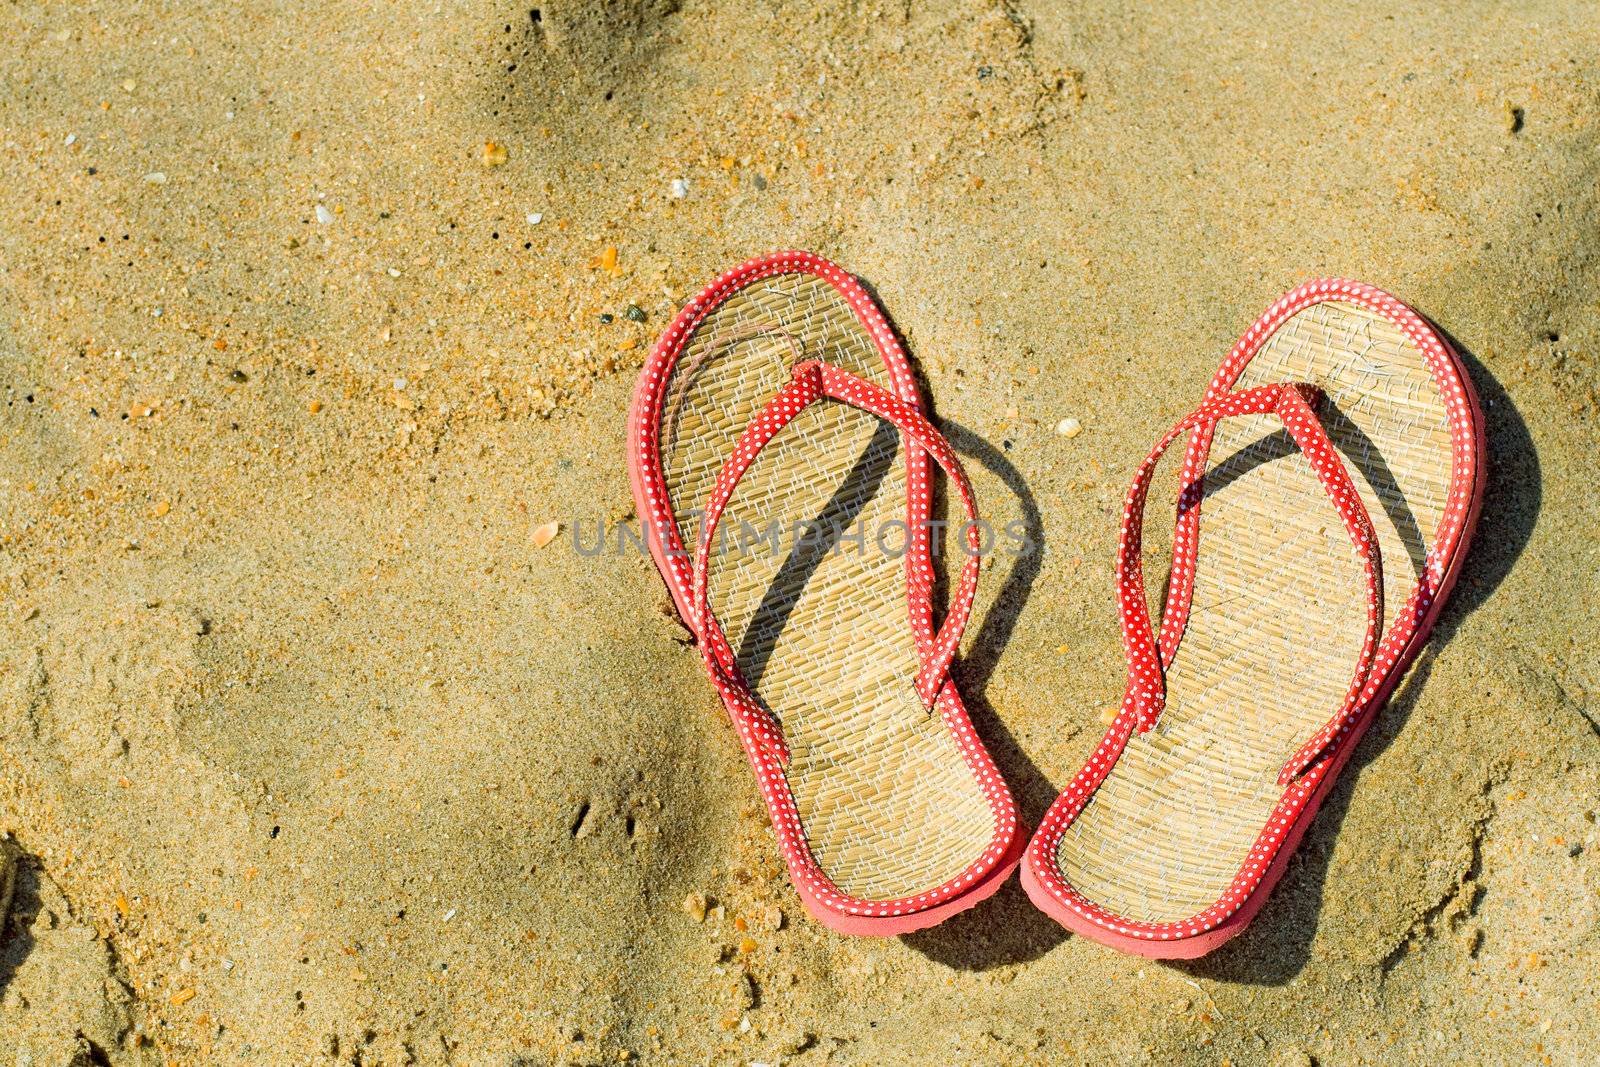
left=626, top=252, right=1485, bottom=957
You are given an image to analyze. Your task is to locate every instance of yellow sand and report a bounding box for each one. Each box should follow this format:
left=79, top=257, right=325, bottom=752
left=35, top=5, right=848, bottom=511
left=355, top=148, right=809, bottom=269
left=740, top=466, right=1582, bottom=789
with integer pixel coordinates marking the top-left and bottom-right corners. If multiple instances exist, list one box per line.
left=1, top=1, right=1597, bottom=1064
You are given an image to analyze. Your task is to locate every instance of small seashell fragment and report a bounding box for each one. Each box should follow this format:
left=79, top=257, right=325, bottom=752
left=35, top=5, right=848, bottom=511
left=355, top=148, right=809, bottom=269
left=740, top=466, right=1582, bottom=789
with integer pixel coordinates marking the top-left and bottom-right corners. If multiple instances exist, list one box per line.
left=532, top=521, right=560, bottom=548
left=314, top=204, right=334, bottom=224
left=481, top=140, right=509, bottom=166
left=143, top=172, right=168, bottom=185
left=1056, top=417, right=1083, bottom=438
left=590, top=245, right=620, bottom=277
left=681, top=893, right=708, bottom=923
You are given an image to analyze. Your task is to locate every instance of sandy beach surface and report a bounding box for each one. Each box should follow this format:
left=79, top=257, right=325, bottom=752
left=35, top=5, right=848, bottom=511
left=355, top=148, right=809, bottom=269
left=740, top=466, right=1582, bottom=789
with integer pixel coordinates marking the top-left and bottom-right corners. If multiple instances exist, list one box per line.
left=3, top=1, right=1598, bottom=1063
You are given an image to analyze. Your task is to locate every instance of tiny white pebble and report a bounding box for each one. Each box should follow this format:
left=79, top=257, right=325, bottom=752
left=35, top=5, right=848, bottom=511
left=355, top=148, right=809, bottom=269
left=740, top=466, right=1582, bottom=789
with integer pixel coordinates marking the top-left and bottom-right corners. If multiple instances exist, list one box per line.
left=122, top=79, right=136, bottom=92
left=442, top=908, right=457, bottom=922
left=393, top=377, right=408, bottom=391
left=670, top=178, right=689, bottom=199
left=1056, top=417, right=1083, bottom=438
left=526, top=211, right=543, bottom=225
left=64, top=133, right=77, bottom=146
left=143, top=172, right=167, bottom=185
left=387, top=267, right=401, bottom=277
left=314, top=204, right=334, bottom=224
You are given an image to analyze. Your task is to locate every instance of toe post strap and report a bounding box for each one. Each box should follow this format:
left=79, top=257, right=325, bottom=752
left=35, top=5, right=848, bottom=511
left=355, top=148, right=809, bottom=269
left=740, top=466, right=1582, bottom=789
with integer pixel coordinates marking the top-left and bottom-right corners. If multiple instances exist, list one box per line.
left=689, top=360, right=983, bottom=762
left=1115, top=382, right=1385, bottom=783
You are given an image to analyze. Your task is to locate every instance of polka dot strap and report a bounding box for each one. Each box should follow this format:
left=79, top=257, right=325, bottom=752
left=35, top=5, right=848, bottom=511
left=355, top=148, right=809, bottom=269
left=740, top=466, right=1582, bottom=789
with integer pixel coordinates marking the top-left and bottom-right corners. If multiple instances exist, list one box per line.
left=1116, top=382, right=1385, bottom=783
left=689, top=359, right=984, bottom=762
left=628, top=252, right=937, bottom=650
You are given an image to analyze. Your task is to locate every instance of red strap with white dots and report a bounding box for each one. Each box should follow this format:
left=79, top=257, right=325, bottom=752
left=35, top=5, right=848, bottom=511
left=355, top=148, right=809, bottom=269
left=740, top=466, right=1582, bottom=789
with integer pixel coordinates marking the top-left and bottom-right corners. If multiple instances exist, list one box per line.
left=689, top=360, right=983, bottom=764
left=1116, top=382, right=1385, bottom=783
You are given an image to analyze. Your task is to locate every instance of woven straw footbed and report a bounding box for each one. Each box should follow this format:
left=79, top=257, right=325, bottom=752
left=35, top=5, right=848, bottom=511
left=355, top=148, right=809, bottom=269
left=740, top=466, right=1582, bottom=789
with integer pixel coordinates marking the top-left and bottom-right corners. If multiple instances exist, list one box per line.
left=1056, top=301, right=1455, bottom=924
left=660, top=273, right=993, bottom=901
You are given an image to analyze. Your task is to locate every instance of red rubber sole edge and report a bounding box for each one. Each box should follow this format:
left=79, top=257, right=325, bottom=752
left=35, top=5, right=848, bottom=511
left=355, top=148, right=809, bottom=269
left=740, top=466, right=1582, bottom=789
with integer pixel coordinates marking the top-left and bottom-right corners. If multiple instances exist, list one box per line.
left=796, top=830, right=1027, bottom=937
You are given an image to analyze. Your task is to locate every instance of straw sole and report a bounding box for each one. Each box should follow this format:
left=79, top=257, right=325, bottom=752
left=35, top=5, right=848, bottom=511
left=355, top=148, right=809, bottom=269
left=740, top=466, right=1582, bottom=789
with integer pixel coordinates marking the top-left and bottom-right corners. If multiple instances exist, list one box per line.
left=1024, top=290, right=1487, bottom=957
left=627, top=252, right=1021, bottom=934
left=798, top=826, right=1026, bottom=937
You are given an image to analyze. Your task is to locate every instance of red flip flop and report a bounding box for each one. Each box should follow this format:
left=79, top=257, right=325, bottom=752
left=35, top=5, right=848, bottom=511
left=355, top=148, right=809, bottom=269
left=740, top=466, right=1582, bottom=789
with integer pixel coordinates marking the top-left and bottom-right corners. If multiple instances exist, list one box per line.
left=1023, top=279, right=1487, bottom=957
left=627, top=253, right=1023, bottom=935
